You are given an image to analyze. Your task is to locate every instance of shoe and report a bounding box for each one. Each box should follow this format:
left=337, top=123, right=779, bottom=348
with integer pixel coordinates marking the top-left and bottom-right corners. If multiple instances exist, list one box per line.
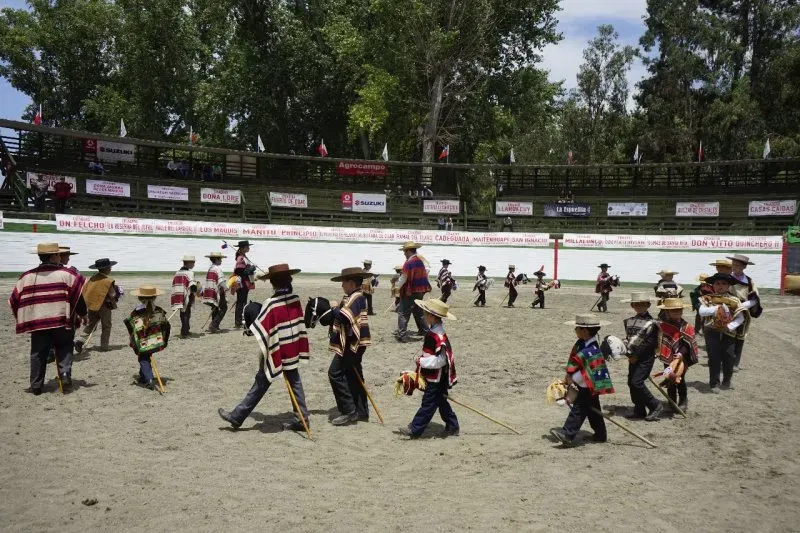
left=357, top=414, right=369, bottom=422
left=592, top=434, right=607, bottom=443
left=625, top=410, right=647, bottom=420
left=27, top=387, right=43, bottom=396
left=710, top=385, right=721, bottom=394
left=208, top=326, right=222, bottom=334
left=61, top=375, right=73, bottom=389
left=74, top=341, right=84, bottom=354
left=145, top=380, right=156, bottom=391
left=550, top=428, right=573, bottom=447
left=282, top=420, right=307, bottom=432
left=331, top=412, right=358, bottom=426
left=397, top=426, right=419, bottom=439
left=678, top=397, right=689, bottom=413
left=396, top=335, right=415, bottom=343
left=507, top=304, right=515, bottom=308
left=443, top=426, right=460, bottom=437
left=218, top=408, right=241, bottom=429
left=733, top=365, right=740, bottom=373
left=367, top=312, right=376, bottom=316
left=720, top=381, right=734, bottom=390
left=644, top=404, right=664, bottom=422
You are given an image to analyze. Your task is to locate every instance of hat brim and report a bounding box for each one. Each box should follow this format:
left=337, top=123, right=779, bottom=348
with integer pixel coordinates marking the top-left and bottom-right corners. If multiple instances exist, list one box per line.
left=620, top=298, right=654, bottom=304
left=564, top=319, right=610, bottom=327
left=258, top=268, right=301, bottom=280
left=534, top=271, right=546, bottom=277
left=89, top=261, right=118, bottom=269
left=399, top=244, right=422, bottom=251
left=656, top=303, right=692, bottom=310
left=414, top=300, right=457, bottom=320
left=331, top=274, right=366, bottom=282
left=598, top=265, right=610, bottom=268
left=131, top=289, right=164, bottom=297
left=726, top=256, right=754, bottom=265
left=205, top=255, right=227, bottom=259
left=657, top=272, right=678, bottom=276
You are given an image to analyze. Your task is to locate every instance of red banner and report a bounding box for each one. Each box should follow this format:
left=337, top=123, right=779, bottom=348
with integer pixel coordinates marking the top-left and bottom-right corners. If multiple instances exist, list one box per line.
left=83, top=138, right=98, bottom=154
left=335, top=161, right=387, bottom=177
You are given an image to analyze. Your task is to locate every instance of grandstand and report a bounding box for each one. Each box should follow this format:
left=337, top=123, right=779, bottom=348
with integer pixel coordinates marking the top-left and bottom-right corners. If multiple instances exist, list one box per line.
left=1, top=119, right=798, bottom=234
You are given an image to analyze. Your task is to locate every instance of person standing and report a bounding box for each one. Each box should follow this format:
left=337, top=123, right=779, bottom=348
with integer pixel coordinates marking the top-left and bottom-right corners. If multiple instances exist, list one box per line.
left=218, top=264, right=311, bottom=431
left=233, top=241, right=256, bottom=328
left=75, top=258, right=119, bottom=353
left=362, top=259, right=377, bottom=315
left=504, top=265, right=518, bottom=307
left=531, top=269, right=552, bottom=309
left=473, top=265, right=488, bottom=307
left=396, top=242, right=432, bottom=342
left=698, top=273, right=745, bottom=392
left=689, top=273, right=713, bottom=334
left=171, top=255, right=197, bottom=338
left=202, top=251, right=228, bottom=332
left=620, top=292, right=662, bottom=421
left=328, top=267, right=372, bottom=425
left=726, top=254, right=762, bottom=372
left=10, top=243, right=87, bottom=394
left=437, top=259, right=455, bottom=303
left=53, top=177, right=73, bottom=213
left=124, top=286, right=171, bottom=391
left=595, top=263, right=614, bottom=313
left=390, top=265, right=403, bottom=312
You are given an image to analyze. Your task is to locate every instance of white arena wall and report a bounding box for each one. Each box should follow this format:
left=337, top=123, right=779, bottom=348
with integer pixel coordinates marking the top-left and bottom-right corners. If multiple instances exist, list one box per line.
left=1, top=215, right=784, bottom=288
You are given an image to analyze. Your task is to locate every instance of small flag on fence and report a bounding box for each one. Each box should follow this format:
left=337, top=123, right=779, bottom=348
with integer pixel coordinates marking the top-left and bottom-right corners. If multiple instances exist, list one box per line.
left=439, top=145, right=450, bottom=160
left=120, top=119, right=127, bottom=138
left=318, top=139, right=328, bottom=157
left=381, top=143, right=389, bottom=161
left=33, top=104, right=42, bottom=125
left=763, top=138, right=771, bottom=159
left=257, top=135, right=265, bottom=153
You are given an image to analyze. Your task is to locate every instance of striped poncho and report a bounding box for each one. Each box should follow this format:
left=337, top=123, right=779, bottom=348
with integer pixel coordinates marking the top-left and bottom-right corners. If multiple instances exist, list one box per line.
left=250, top=289, right=310, bottom=381
left=171, top=268, right=195, bottom=310
left=9, top=263, right=86, bottom=334
left=202, top=264, right=225, bottom=306
left=329, top=290, right=371, bottom=356
left=437, top=267, right=454, bottom=289
left=401, top=255, right=431, bottom=296
left=565, top=338, right=614, bottom=396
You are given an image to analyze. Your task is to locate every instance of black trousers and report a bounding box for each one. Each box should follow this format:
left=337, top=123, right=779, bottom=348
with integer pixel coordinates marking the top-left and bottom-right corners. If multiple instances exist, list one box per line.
left=474, top=289, right=486, bottom=306
left=663, top=363, right=687, bottom=403
left=628, top=353, right=659, bottom=414
left=328, top=348, right=368, bottom=418
left=706, top=330, right=736, bottom=387
left=734, top=338, right=745, bottom=368
left=441, top=285, right=452, bottom=303
left=507, top=286, right=518, bottom=306
left=365, top=293, right=374, bottom=314
left=235, top=286, right=250, bottom=327
left=408, top=377, right=458, bottom=436
left=598, top=292, right=610, bottom=312
left=180, top=306, right=191, bottom=336
left=30, top=328, right=74, bottom=390
left=562, top=387, right=606, bottom=441
left=533, top=290, right=545, bottom=308
left=210, top=292, right=228, bottom=329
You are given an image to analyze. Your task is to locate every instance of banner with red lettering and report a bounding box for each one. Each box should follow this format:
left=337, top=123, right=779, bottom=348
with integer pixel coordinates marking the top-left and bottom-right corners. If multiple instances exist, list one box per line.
left=335, top=161, right=387, bottom=176
left=563, top=233, right=782, bottom=251
left=747, top=200, right=797, bottom=217
left=147, top=185, right=189, bottom=202
left=200, top=188, right=241, bottom=205
left=26, top=172, right=78, bottom=192
left=86, top=179, right=131, bottom=197
left=496, top=201, right=533, bottom=216
left=269, top=192, right=308, bottom=209
left=675, top=201, right=719, bottom=217
left=423, top=199, right=460, bottom=214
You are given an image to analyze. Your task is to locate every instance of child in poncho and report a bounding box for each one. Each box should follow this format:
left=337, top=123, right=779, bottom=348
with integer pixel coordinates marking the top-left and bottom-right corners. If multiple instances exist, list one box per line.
left=124, top=285, right=170, bottom=391
left=551, top=314, right=613, bottom=446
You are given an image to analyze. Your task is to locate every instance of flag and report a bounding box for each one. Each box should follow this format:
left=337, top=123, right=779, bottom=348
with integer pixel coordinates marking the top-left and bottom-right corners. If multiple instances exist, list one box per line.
left=438, top=145, right=449, bottom=160
left=567, top=150, right=574, bottom=165
left=633, top=144, right=639, bottom=164
left=509, top=148, right=516, bottom=164
left=763, top=138, right=771, bottom=159
left=120, top=119, right=127, bottom=138
left=317, top=139, right=328, bottom=157
left=698, top=141, right=704, bottom=162
left=257, top=135, right=265, bottom=153
left=33, top=104, right=42, bottom=126
left=381, top=143, right=389, bottom=161
left=221, top=241, right=229, bottom=250
left=189, top=126, right=198, bottom=146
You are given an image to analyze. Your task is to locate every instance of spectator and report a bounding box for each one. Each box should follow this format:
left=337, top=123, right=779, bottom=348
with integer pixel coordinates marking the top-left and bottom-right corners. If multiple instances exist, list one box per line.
left=502, top=216, right=513, bottom=232
left=202, top=164, right=213, bottom=182
left=53, top=177, right=73, bottom=213
left=213, top=163, right=223, bottom=181
left=88, top=157, right=104, bottom=175
left=167, top=160, right=179, bottom=179
left=446, top=217, right=454, bottom=231
left=30, top=176, right=49, bottom=212
left=566, top=189, right=574, bottom=203
left=423, top=185, right=433, bottom=197
left=497, top=182, right=504, bottom=197
left=179, top=160, right=190, bottom=179
left=438, top=216, right=446, bottom=230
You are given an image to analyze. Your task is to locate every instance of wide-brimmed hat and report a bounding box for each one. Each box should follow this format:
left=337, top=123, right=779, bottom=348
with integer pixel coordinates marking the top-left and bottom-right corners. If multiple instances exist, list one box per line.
left=30, top=242, right=61, bottom=255
left=363, top=259, right=373, bottom=266
left=564, top=314, right=610, bottom=327
left=394, top=265, right=403, bottom=271
left=697, top=273, right=710, bottom=282
left=534, top=270, right=546, bottom=277
left=478, top=265, right=487, bottom=271
left=89, top=258, right=117, bottom=269
left=182, top=255, right=196, bottom=262
left=657, top=297, right=691, bottom=310
left=235, top=240, right=253, bottom=248
left=331, top=267, right=368, bottom=282
left=415, top=298, right=457, bottom=320
left=205, top=252, right=227, bottom=259
left=598, top=263, right=611, bottom=269
left=131, top=285, right=163, bottom=298
left=657, top=269, right=678, bottom=276
left=622, top=292, right=654, bottom=304
left=258, top=263, right=301, bottom=280
left=508, top=264, right=516, bottom=270
left=399, top=241, right=422, bottom=251
left=58, top=246, right=78, bottom=255
left=441, top=259, right=451, bottom=265
left=709, top=259, right=732, bottom=267
left=705, top=272, right=738, bottom=285
left=727, top=254, right=754, bottom=265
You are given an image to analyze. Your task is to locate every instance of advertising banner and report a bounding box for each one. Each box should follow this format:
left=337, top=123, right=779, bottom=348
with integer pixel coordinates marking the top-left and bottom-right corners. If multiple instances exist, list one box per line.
left=200, top=188, right=241, bottom=205
left=748, top=200, right=797, bottom=217
left=543, top=203, right=591, bottom=217
left=563, top=233, right=782, bottom=251
left=607, top=202, right=648, bottom=217
left=496, top=201, right=533, bottom=216
left=147, top=185, right=189, bottom=202
left=26, top=172, right=78, bottom=192
left=96, top=140, right=136, bottom=163
left=335, top=161, right=387, bottom=177
left=423, top=199, right=460, bottom=214
left=676, top=201, right=720, bottom=217
left=269, top=192, right=308, bottom=209
left=85, top=179, right=131, bottom=197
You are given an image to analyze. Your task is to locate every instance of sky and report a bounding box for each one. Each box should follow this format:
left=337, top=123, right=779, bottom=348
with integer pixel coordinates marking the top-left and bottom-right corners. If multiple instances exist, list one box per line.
left=0, top=0, right=650, bottom=122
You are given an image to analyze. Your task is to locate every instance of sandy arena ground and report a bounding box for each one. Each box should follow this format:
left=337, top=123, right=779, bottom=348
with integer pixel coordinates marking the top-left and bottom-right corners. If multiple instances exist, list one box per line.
left=1, top=274, right=799, bottom=532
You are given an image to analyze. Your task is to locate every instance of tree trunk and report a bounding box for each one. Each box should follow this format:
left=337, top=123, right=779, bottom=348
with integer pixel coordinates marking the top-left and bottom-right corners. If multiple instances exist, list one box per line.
left=421, top=74, right=445, bottom=185
left=359, top=130, right=371, bottom=159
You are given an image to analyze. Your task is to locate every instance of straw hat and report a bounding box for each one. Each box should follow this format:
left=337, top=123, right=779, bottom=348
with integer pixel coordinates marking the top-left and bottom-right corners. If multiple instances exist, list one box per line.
left=564, top=314, right=610, bottom=327
left=727, top=254, right=754, bottom=265
left=182, top=255, right=196, bottom=262
left=331, top=267, right=368, bottom=282
left=709, top=258, right=732, bottom=267
left=31, top=242, right=60, bottom=255
left=363, top=259, right=373, bottom=266
left=508, top=264, right=516, bottom=270
left=415, top=298, right=457, bottom=320
left=657, top=297, right=691, bottom=310
left=394, top=265, right=403, bottom=272
left=656, top=269, right=678, bottom=276
left=399, top=241, right=422, bottom=251
left=131, top=285, right=163, bottom=298
left=58, top=246, right=78, bottom=255
left=89, top=258, right=117, bottom=269
left=621, top=292, right=654, bottom=304
left=257, top=263, right=301, bottom=280
left=205, top=252, right=227, bottom=259
left=696, top=273, right=709, bottom=282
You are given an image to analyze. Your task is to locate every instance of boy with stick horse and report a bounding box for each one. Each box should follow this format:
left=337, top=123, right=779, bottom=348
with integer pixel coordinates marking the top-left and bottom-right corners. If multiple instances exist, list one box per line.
left=233, top=241, right=257, bottom=329
left=124, top=286, right=171, bottom=392
left=624, top=298, right=698, bottom=414
left=727, top=254, right=763, bottom=372
left=328, top=267, right=373, bottom=426
left=473, top=265, right=488, bottom=307
left=171, top=255, right=198, bottom=338
left=437, top=259, right=455, bottom=303
left=698, top=273, right=746, bottom=392
left=504, top=265, right=518, bottom=307
left=531, top=268, right=553, bottom=309
left=397, top=299, right=459, bottom=439
left=595, top=263, right=614, bottom=312
left=620, top=292, right=663, bottom=421
left=389, top=265, right=402, bottom=312
left=75, top=258, right=120, bottom=353
left=550, top=315, right=613, bottom=447
left=202, top=252, right=228, bottom=333
left=362, top=259, right=378, bottom=315
left=10, top=243, right=87, bottom=395
left=218, top=264, right=311, bottom=432
left=690, top=273, right=713, bottom=335
left=654, top=269, right=683, bottom=319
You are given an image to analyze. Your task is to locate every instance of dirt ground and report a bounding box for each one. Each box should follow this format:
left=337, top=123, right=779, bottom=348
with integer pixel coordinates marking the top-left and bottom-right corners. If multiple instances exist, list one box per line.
left=1, top=274, right=799, bottom=532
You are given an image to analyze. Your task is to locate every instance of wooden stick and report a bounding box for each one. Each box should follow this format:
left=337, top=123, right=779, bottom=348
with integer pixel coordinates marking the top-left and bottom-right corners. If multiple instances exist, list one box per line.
left=353, top=370, right=384, bottom=424
left=53, top=348, right=64, bottom=394
left=591, top=407, right=657, bottom=448
left=498, top=293, right=509, bottom=308
left=82, top=322, right=100, bottom=350
left=647, top=376, right=687, bottom=418
left=167, top=308, right=180, bottom=322
left=284, top=375, right=312, bottom=439
left=150, top=355, right=166, bottom=393
left=202, top=311, right=213, bottom=330
left=589, top=295, right=602, bottom=312
left=445, top=395, right=521, bottom=435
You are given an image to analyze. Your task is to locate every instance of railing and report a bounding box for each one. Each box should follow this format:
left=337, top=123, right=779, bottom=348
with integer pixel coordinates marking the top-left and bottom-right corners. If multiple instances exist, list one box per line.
left=0, top=135, right=29, bottom=209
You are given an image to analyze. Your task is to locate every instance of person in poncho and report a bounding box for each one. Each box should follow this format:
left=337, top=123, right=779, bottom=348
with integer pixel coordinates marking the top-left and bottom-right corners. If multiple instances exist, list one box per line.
left=697, top=273, right=746, bottom=392
left=436, top=259, right=455, bottom=303
left=625, top=298, right=699, bottom=413
left=620, top=292, right=662, bottom=421
left=75, top=258, right=120, bottom=353
left=531, top=269, right=552, bottom=309
left=504, top=265, right=519, bottom=307
left=727, top=254, right=763, bottom=372
left=396, top=242, right=432, bottom=342
left=473, top=265, right=488, bottom=307
left=202, top=252, right=228, bottom=333
left=362, top=259, right=378, bottom=315
left=233, top=241, right=256, bottom=329
left=654, top=269, right=684, bottom=319
left=328, top=267, right=372, bottom=426
left=389, top=265, right=402, bottom=312
left=551, top=315, right=613, bottom=447
left=9, top=243, right=87, bottom=394
left=124, top=286, right=170, bottom=391
left=689, top=273, right=713, bottom=334
left=171, top=255, right=197, bottom=338
left=398, top=299, right=459, bottom=439
left=595, top=263, right=613, bottom=312
left=218, top=264, right=310, bottom=431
